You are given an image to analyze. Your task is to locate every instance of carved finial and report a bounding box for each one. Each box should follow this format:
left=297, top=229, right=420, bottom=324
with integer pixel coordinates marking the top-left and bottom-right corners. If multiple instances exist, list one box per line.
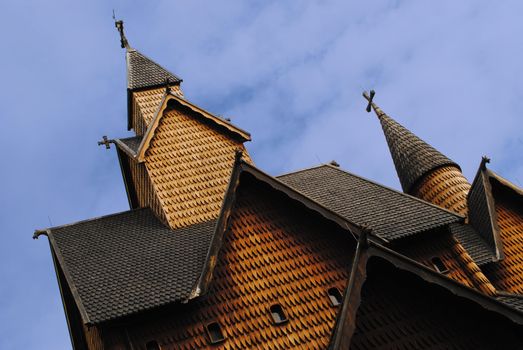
left=165, top=77, right=171, bottom=94
left=234, top=149, right=243, bottom=163
left=113, top=11, right=129, bottom=49
left=481, top=156, right=491, bottom=170
left=359, top=225, right=371, bottom=248
left=97, top=136, right=113, bottom=150
left=330, top=160, right=340, bottom=167
left=363, top=90, right=376, bottom=112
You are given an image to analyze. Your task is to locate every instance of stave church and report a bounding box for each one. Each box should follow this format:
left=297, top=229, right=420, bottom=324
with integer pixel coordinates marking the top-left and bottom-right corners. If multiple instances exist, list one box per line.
left=34, top=21, right=523, bottom=349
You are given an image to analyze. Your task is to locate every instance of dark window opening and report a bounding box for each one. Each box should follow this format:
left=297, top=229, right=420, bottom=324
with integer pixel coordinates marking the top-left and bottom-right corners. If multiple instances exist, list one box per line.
left=206, top=322, right=226, bottom=344
left=431, top=257, right=449, bottom=274
left=146, top=340, right=160, bottom=350
left=328, top=287, right=343, bottom=306
left=270, top=304, right=288, bottom=325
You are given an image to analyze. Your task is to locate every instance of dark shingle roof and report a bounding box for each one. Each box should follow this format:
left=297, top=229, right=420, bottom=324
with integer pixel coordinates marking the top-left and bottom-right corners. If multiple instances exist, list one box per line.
left=49, top=208, right=215, bottom=324
left=374, top=107, right=459, bottom=193
left=467, top=167, right=500, bottom=258
left=127, top=49, right=182, bottom=90
left=116, top=135, right=143, bottom=157
left=278, top=165, right=461, bottom=241
left=449, top=223, right=494, bottom=266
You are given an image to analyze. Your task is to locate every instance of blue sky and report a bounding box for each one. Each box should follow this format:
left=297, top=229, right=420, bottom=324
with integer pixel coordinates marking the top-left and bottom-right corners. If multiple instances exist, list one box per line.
left=1, top=1, right=522, bottom=348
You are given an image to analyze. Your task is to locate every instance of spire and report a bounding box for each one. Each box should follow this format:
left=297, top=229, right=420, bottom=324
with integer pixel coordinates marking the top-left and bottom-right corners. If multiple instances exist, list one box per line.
left=363, top=91, right=460, bottom=193
left=113, top=17, right=182, bottom=91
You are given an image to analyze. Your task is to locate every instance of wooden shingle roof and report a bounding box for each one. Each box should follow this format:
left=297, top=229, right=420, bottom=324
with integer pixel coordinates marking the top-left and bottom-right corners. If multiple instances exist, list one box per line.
left=365, top=94, right=460, bottom=193
left=44, top=208, right=216, bottom=324
left=126, top=49, right=182, bottom=91
left=278, top=164, right=462, bottom=241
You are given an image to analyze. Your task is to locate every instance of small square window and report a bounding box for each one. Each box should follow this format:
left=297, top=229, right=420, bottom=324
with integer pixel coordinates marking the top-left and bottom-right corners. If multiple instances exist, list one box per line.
left=327, top=287, right=343, bottom=306
left=270, top=304, right=288, bottom=325
left=206, top=322, right=226, bottom=344
left=431, top=257, right=449, bottom=274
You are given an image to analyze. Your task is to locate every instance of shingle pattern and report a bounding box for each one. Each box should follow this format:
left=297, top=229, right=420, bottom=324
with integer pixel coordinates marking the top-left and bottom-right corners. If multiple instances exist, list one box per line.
left=118, top=135, right=143, bottom=156
left=395, top=229, right=496, bottom=295
left=133, top=86, right=184, bottom=128
left=49, top=208, right=216, bottom=324
left=411, top=166, right=471, bottom=217
left=144, top=107, right=251, bottom=229
left=467, top=170, right=499, bottom=254
left=450, top=223, right=494, bottom=266
left=350, top=257, right=523, bottom=349
left=376, top=109, right=459, bottom=193
left=127, top=49, right=181, bottom=90
left=278, top=165, right=460, bottom=241
left=120, top=176, right=355, bottom=349
left=483, top=182, right=523, bottom=294
left=497, top=295, right=523, bottom=313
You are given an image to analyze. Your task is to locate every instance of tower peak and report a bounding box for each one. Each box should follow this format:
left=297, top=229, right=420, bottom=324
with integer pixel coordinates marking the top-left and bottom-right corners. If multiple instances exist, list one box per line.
left=113, top=15, right=130, bottom=50
left=367, top=95, right=460, bottom=193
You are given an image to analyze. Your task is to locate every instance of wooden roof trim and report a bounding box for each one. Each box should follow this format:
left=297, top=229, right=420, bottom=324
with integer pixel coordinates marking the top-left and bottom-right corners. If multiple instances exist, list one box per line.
left=329, top=231, right=370, bottom=350
left=167, top=93, right=251, bottom=141
left=191, top=151, right=244, bottom=298
left=136, top=93, right=251, bottom=162
left=114, top=139, right=138, bottom=158
left=469, top=162, right=504, bottom=260
left=368, top=243, right=523, bottom=323
left=136, top=93, right=169, bottom=162
left=46, top=233, right=92, bottom=325
left=243, top=162, right=367, bottom=239
left=330, top=240, right=523, bottom=349
left=487, top=168, right=523, bottom=197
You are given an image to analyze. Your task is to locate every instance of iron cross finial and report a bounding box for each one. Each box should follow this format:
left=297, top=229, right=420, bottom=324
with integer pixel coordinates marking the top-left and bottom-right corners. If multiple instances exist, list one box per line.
left=97, top=136, right=113, bottom=150
left=113, top=13, right=129, bottom=49
left=365, top=90, right=376, bottom=113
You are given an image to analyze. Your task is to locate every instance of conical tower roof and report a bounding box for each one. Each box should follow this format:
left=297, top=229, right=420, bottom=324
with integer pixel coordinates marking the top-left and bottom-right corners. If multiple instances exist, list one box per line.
left=364, top=92, right=460, bottom=193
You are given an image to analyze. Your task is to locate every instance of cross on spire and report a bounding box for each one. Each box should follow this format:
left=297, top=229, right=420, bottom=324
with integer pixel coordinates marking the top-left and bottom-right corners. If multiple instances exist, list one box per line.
left=97, top=135, right=114, bottom=149
left=365, top=90, right=376, bottom=112
left=113, top=13, right=130, bottom=49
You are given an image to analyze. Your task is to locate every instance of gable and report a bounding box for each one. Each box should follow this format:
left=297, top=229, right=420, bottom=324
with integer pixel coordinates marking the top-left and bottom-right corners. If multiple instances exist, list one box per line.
left=349, top=256, right=522, bottom=349
left=109, top=171, right=357, bottom=349
left=142, top=102, right=252, bottom=229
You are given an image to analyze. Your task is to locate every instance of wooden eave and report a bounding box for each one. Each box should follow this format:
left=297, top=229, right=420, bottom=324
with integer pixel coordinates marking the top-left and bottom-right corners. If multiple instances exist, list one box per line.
left=135, top=93, right=251, bottom=162
left=329, top=238, right=523, bottom=349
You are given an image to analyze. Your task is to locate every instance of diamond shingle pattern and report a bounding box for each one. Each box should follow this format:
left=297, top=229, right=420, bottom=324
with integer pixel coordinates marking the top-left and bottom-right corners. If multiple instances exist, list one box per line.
left=127, top=49, right=181, bottom=90
left=483, top=181, right=523, bottom=294
left=376, top=109, right=459, bottom=193
left=120, top=174, right=355, bottom=349
left=278, top=165, right=461, bottom=241
left=49, top=208, right=216, bottom=324
left=144, top=107, right=251, bottom=229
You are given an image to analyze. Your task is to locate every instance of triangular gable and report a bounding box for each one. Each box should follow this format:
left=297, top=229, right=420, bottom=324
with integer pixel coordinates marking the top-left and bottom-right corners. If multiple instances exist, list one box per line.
left=192, top=157, right=368, bottom=298
left=329, top=240, right=523, bottom=349
left=468, top=158, right=504, bottom=260
left=136, top=92, right=251, bottom=162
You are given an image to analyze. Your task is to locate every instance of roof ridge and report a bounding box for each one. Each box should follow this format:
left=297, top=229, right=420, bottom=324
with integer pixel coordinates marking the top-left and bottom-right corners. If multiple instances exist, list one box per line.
left=276, top=163, right=331, bottom=179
